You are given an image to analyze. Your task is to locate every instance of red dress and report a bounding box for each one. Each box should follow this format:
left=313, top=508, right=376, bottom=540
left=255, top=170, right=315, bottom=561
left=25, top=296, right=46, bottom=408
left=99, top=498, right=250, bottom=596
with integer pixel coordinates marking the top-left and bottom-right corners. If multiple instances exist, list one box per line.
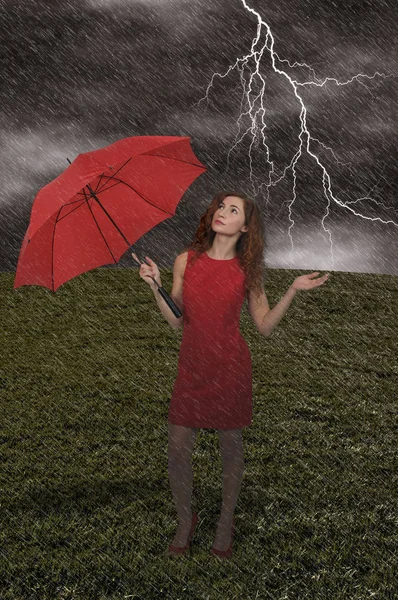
left=168, top=249, right=252, bottom=429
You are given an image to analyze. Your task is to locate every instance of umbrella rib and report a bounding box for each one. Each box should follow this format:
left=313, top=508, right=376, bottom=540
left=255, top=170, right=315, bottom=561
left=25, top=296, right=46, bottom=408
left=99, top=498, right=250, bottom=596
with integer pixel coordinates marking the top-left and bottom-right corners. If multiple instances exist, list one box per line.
left=83, top=176, right=174, bottom=216
left=94, top=177, right=174, bottom=215
left=142, top=152, right=205, bottom=169
left=94, top=153, right=204, bottom=195
left=91, top=172, right=105, bottom=195
left=56, top=199, right=87, bottom=221
left=90, top=178, right=123, bottom=195
left=93, top=170, right=110, bottom=195
left=82, top=188, right=120, bottom=262
left=52, top=207, right=63, bottom=292
left=94, top=157, right=132, bottom=195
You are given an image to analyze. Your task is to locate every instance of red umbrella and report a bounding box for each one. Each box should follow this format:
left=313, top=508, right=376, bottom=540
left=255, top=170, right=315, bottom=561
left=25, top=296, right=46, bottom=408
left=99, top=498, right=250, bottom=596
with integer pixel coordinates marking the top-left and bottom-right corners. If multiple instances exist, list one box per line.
left=13, top=135, right=206, bottom=313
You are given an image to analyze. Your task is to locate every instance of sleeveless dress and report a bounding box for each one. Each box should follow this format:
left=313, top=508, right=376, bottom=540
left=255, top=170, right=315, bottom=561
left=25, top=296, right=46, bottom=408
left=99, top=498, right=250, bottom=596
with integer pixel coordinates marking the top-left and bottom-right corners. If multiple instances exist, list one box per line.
left=168, top=249, right=252, bottom=429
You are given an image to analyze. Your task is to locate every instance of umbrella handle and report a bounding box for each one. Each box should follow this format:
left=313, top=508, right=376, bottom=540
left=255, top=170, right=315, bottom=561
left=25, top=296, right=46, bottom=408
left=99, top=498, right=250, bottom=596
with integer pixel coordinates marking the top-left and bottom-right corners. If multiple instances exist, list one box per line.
left=156, top=284, right=183, bottom=319
left=132, top=254, right=182, bottom=319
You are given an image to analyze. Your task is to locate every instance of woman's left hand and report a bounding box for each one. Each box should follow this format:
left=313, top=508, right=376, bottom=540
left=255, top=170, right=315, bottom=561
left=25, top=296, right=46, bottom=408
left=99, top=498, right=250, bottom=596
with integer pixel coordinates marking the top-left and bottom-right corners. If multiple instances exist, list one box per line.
left=291, top=272, right=329, bottom=291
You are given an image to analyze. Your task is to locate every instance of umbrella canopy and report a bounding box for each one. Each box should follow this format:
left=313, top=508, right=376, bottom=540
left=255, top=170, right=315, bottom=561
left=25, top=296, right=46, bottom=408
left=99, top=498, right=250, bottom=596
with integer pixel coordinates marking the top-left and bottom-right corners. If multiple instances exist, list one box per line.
left=14, top=136, right=206, bottom=292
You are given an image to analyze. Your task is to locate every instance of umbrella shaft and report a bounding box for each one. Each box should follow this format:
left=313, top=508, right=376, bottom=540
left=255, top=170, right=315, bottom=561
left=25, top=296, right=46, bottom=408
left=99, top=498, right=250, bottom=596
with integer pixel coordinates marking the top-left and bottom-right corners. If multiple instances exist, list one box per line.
left=86, top=184, right=130, bottom=248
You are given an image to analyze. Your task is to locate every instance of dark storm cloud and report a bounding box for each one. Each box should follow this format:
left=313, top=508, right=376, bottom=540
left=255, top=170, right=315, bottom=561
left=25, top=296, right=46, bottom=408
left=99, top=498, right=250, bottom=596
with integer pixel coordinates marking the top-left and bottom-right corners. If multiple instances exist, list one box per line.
left=0, top=0, right=397, bottom=274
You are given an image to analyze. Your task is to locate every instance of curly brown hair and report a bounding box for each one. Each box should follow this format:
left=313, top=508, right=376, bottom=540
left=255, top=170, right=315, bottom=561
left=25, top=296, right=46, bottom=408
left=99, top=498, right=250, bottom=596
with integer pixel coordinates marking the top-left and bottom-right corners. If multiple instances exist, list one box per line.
left=181, top=190, right=267, bottom=302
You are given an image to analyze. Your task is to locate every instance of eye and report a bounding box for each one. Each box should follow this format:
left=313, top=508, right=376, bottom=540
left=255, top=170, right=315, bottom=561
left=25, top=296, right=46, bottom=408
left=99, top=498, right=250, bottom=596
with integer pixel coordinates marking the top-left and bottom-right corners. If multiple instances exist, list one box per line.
left=219, top=203, right=237, bottom=214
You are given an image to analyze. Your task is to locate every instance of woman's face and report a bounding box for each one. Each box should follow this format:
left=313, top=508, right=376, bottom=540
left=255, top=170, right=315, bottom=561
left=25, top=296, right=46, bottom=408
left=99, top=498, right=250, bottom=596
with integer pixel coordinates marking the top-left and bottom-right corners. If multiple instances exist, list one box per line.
left=211, top=196, right=247, bottom=235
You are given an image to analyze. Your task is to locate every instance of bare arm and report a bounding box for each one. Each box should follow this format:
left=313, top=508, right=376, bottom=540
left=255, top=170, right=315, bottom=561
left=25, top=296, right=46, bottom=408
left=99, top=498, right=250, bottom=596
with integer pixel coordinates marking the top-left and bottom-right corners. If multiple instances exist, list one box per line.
left=259, top=271, right=329, bottom=337
left=259, top=285, right=297, bottom=337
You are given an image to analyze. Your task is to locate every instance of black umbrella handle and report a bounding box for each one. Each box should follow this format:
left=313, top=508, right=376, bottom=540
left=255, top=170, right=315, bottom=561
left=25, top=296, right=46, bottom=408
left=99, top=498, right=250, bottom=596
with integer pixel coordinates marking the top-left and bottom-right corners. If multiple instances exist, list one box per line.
left=132, top=254, right=182, bottom=319
left=156, top=283, right=182, bottom=319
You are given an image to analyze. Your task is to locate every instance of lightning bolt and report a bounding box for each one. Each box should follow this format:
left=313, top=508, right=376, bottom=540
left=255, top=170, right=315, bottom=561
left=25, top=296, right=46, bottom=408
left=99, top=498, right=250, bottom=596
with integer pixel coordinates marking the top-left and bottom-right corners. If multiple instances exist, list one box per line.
left=192, top=0, right=397, bottom=267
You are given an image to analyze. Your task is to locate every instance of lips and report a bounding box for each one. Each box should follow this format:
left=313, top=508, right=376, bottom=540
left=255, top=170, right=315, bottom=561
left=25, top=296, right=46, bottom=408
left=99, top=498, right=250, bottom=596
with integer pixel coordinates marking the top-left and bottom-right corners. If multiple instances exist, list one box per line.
left=215, top=219, right=225, bottom=225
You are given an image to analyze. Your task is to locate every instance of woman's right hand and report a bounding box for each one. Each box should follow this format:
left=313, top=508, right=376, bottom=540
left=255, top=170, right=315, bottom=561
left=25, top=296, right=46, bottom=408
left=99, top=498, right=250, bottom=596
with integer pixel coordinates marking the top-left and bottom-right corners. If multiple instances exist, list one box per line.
left=132, top=253, right=161, bottom=288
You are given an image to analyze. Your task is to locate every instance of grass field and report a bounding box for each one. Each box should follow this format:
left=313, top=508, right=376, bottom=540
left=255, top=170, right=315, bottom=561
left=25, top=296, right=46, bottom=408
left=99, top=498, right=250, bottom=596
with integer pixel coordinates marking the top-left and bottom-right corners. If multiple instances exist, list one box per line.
left=1, top=267, right=397, bottom=599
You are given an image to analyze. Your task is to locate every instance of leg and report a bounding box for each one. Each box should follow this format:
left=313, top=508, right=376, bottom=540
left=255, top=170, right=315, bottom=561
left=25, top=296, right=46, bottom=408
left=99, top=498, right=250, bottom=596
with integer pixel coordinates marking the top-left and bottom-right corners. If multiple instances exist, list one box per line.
left=167, top=423, right=198, bottom=548
left=218, top=428, right=245, bottom=524
left=212, top=428, right=245, bottom=550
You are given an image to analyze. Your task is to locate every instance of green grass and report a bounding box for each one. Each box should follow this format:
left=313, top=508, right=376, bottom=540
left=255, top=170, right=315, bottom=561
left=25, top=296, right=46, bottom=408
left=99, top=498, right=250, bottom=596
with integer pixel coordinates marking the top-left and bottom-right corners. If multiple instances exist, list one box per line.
left=1, top=267, right=397, bottom=599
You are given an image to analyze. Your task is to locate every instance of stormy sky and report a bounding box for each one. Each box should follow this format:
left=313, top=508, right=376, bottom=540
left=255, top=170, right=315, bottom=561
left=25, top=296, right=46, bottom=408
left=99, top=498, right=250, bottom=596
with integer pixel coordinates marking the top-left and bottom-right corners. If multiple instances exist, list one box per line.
left=1, top=0, right=397, bottom=277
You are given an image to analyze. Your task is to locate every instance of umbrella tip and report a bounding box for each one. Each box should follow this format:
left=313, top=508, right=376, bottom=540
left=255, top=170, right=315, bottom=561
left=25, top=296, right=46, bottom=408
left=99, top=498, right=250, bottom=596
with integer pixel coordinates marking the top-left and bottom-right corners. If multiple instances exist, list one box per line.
left=67, top=157, right=72, bottom=164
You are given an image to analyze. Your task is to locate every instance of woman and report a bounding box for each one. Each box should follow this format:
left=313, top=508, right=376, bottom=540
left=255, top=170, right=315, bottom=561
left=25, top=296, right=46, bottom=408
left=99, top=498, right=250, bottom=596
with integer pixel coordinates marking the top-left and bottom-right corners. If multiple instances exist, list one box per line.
left=132, top=190, right=329, bottom=559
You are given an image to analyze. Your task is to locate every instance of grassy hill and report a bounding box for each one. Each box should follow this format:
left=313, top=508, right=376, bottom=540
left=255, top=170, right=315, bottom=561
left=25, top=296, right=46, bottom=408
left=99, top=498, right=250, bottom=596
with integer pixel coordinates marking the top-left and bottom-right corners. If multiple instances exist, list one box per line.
left=0, top=267, right=397, bottom=599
